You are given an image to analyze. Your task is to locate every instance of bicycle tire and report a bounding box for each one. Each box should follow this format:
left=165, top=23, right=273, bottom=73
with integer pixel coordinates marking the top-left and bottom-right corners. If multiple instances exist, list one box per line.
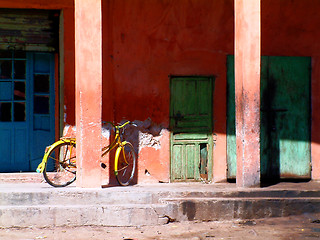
left=115, top=142, right=136, bottom=186
left=43, top=141, right=77, bottom=187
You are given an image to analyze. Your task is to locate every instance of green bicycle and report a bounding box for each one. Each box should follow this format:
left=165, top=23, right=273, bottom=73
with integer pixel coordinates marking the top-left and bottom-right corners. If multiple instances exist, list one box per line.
left=36, top=121, right=137, bottom=187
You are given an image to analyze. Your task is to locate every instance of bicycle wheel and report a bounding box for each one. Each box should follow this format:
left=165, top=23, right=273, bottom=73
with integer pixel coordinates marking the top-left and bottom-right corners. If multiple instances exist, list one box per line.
left=115, top=142, right=136, bottom=186
left=43, top=141, right=77, bottom=187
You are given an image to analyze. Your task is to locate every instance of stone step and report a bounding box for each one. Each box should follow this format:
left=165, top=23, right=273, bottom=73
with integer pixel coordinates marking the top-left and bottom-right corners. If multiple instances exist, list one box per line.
left=163, top=197, right=320, bottom=221
left=0, top=204, right=170, bottom=227
left=0, top=189, right=158, bottom=206
left=0, top=173, right=44, bottom=183
left=5, top=187, right=318, bottom=207
left=212, top=190, right=320, bottom=198
left=156, top=190, right=320, bottom=199
left=1, top=182, right=320, bottom=227
left=2, top=194, right=320, bottom=227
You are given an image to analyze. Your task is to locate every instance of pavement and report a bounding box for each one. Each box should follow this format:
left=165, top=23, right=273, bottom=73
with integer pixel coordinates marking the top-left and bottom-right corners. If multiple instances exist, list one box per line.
left=1, top=214, right=320, bottom=239
left=0, top=173, right=320, bottom=230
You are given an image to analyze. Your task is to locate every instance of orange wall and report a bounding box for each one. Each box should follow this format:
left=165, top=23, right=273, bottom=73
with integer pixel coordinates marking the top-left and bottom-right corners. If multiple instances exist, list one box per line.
left=107, top=0, right=233, bottom=125
left=63, top=7, right=75, bottom=125
left=261, top=0, right=320, bottom=180
left=261, top=0, right=320, bottom=57
left=8, top=0, right=320, bottom=182
left=101, top=0, right=233, bottom=182
left=100, top=0, right=320, bottom=182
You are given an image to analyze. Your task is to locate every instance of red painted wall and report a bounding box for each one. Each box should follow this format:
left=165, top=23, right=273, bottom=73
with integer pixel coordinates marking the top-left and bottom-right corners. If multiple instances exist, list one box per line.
left=9, top=0, right=320, bottom=182
left=101, top=0, right=233, bottom=183
left=108, top=0, right=233, bottom=124
left=261, top=0, right=320, bottom=180
left=100, top=0, right=320, bottom=182
left=63, top=7, right=75, bottom=125
left=261, top=0, right=320, bottom=57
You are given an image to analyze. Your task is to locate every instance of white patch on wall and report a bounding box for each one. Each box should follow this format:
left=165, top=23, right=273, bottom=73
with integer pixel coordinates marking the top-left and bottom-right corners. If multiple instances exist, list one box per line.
left=63, top=124, right=71, bottom=136
left=119, top=118, right=164, bottom=153
left=64, top=105, right=67, bottom=123
left=138, top=131, right=161, bottom=150
left=102, top=126, right=111, bottom=139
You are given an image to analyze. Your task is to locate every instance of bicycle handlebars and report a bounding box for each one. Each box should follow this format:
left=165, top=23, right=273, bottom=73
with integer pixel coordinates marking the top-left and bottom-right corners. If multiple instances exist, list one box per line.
left=102, top=120, right=137, bottom=129
left=118, top=121, right=137, bottom=129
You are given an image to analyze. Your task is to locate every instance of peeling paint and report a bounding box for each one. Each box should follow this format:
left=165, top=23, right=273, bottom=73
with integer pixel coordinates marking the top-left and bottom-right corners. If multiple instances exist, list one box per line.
left=121, top=118, right=164, bottom=152
left=139, top=132, right=161, bottom=150
left=61, top=118, right=170, bottom=183
left=101, top=126, right=111, bottom=139
left=64, top=105, right=67, bottom=123
left=62, top=124, right=76, bottom=138
left=62, top=119, right=163, bottom=149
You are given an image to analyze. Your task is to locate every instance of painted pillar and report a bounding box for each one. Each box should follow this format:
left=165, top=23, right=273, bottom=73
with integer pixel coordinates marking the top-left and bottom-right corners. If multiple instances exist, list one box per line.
left=235, top=0, right=261, bottom=187
left=75, top=0, right=102, bottom=188
left=312, top=57, right=320, bottom=180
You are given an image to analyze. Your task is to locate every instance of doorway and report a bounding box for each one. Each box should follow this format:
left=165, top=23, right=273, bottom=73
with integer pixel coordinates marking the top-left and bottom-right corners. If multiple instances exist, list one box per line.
left=227, top=56, right=311, bottom=181
left=0, top=52, right=55, bottom=172
left=170, top=76, right=215, bottom=181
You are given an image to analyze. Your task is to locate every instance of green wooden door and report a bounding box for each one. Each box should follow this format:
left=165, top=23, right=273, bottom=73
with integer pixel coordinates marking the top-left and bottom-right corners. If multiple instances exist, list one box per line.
left=260, top=56, right=311, bottom=180
left=227, top=56, right=311, bottom=180
left=170, top=77, right=214, bottom=181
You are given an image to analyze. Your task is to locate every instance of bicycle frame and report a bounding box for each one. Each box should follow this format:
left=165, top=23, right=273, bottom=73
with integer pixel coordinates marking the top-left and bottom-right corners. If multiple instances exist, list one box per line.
left=101, top=121, right=131, bottom=176
left=36, top=138, right=76, bottom=173
left=36, top=121, right=132, bottom=175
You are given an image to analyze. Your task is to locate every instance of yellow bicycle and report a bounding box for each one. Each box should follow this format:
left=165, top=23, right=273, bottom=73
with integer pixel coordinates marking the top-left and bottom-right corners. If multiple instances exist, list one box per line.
left=36, top=121, right=137, bottom=187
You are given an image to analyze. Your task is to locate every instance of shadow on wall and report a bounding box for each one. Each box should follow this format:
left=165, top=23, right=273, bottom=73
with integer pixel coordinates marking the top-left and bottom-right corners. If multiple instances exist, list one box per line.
left=100, top=118, right=168, bottom=186
left=226, top=55, right=312, bottom=184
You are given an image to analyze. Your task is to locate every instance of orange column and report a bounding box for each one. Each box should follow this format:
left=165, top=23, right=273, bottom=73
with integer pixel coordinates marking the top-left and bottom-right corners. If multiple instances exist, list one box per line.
left=312, top=57, right=320, bottom=180
left=75, top=0, right=102, bottom=187
left=235, top=0, right=261, bottom=187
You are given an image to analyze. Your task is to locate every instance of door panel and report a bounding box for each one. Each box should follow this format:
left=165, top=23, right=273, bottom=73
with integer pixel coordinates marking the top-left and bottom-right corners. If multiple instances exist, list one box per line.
left=0, top=129, right=11, bottom=167
left=261, top=56, right=311, bottom=179
left=30, top=53, right=55, bottom=170
left=0, top=82, right=12, bottom=100
left=0, top=52, right=28, bottom=171
left=171, top=143, right=203, bottom=180
left=14, top=128, right=28, bottom=166
left=226, top=56, right=236, bottom=178
left=170, top=77, right=214, bottom=181
left=171, top=77, right=213, bottom=133
left=227, top=56, right=311, bottom=180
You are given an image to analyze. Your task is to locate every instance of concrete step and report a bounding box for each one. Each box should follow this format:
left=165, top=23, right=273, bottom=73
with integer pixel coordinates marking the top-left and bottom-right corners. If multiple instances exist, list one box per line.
left=1, top=182, right=320, bottom=227
left=0, top=204, right=170, bottom=227
left=0, top=189, right=158, bottom=206
left=156, top=189, right=320, bottom=199
left=0, top=185, right=174, bottom=227
left=212, top=190, right=320, bottom=198
left=163, top=197, right=320, bottom=221
left=0, top=173, right=44, bottom=183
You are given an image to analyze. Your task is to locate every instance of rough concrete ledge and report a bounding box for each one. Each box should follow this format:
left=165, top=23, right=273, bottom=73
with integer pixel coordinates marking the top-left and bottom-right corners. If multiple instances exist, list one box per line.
left=0, top=204, right=170, bottom=228
left=1, top=197, right=320, bottom=227
left=1, top=182, right=320, bottom=227
left=0, top=173, right=45, bottom=184
left=0, top=191, right=155, bottom=206
left=164, top=198, right=320, bottom=222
